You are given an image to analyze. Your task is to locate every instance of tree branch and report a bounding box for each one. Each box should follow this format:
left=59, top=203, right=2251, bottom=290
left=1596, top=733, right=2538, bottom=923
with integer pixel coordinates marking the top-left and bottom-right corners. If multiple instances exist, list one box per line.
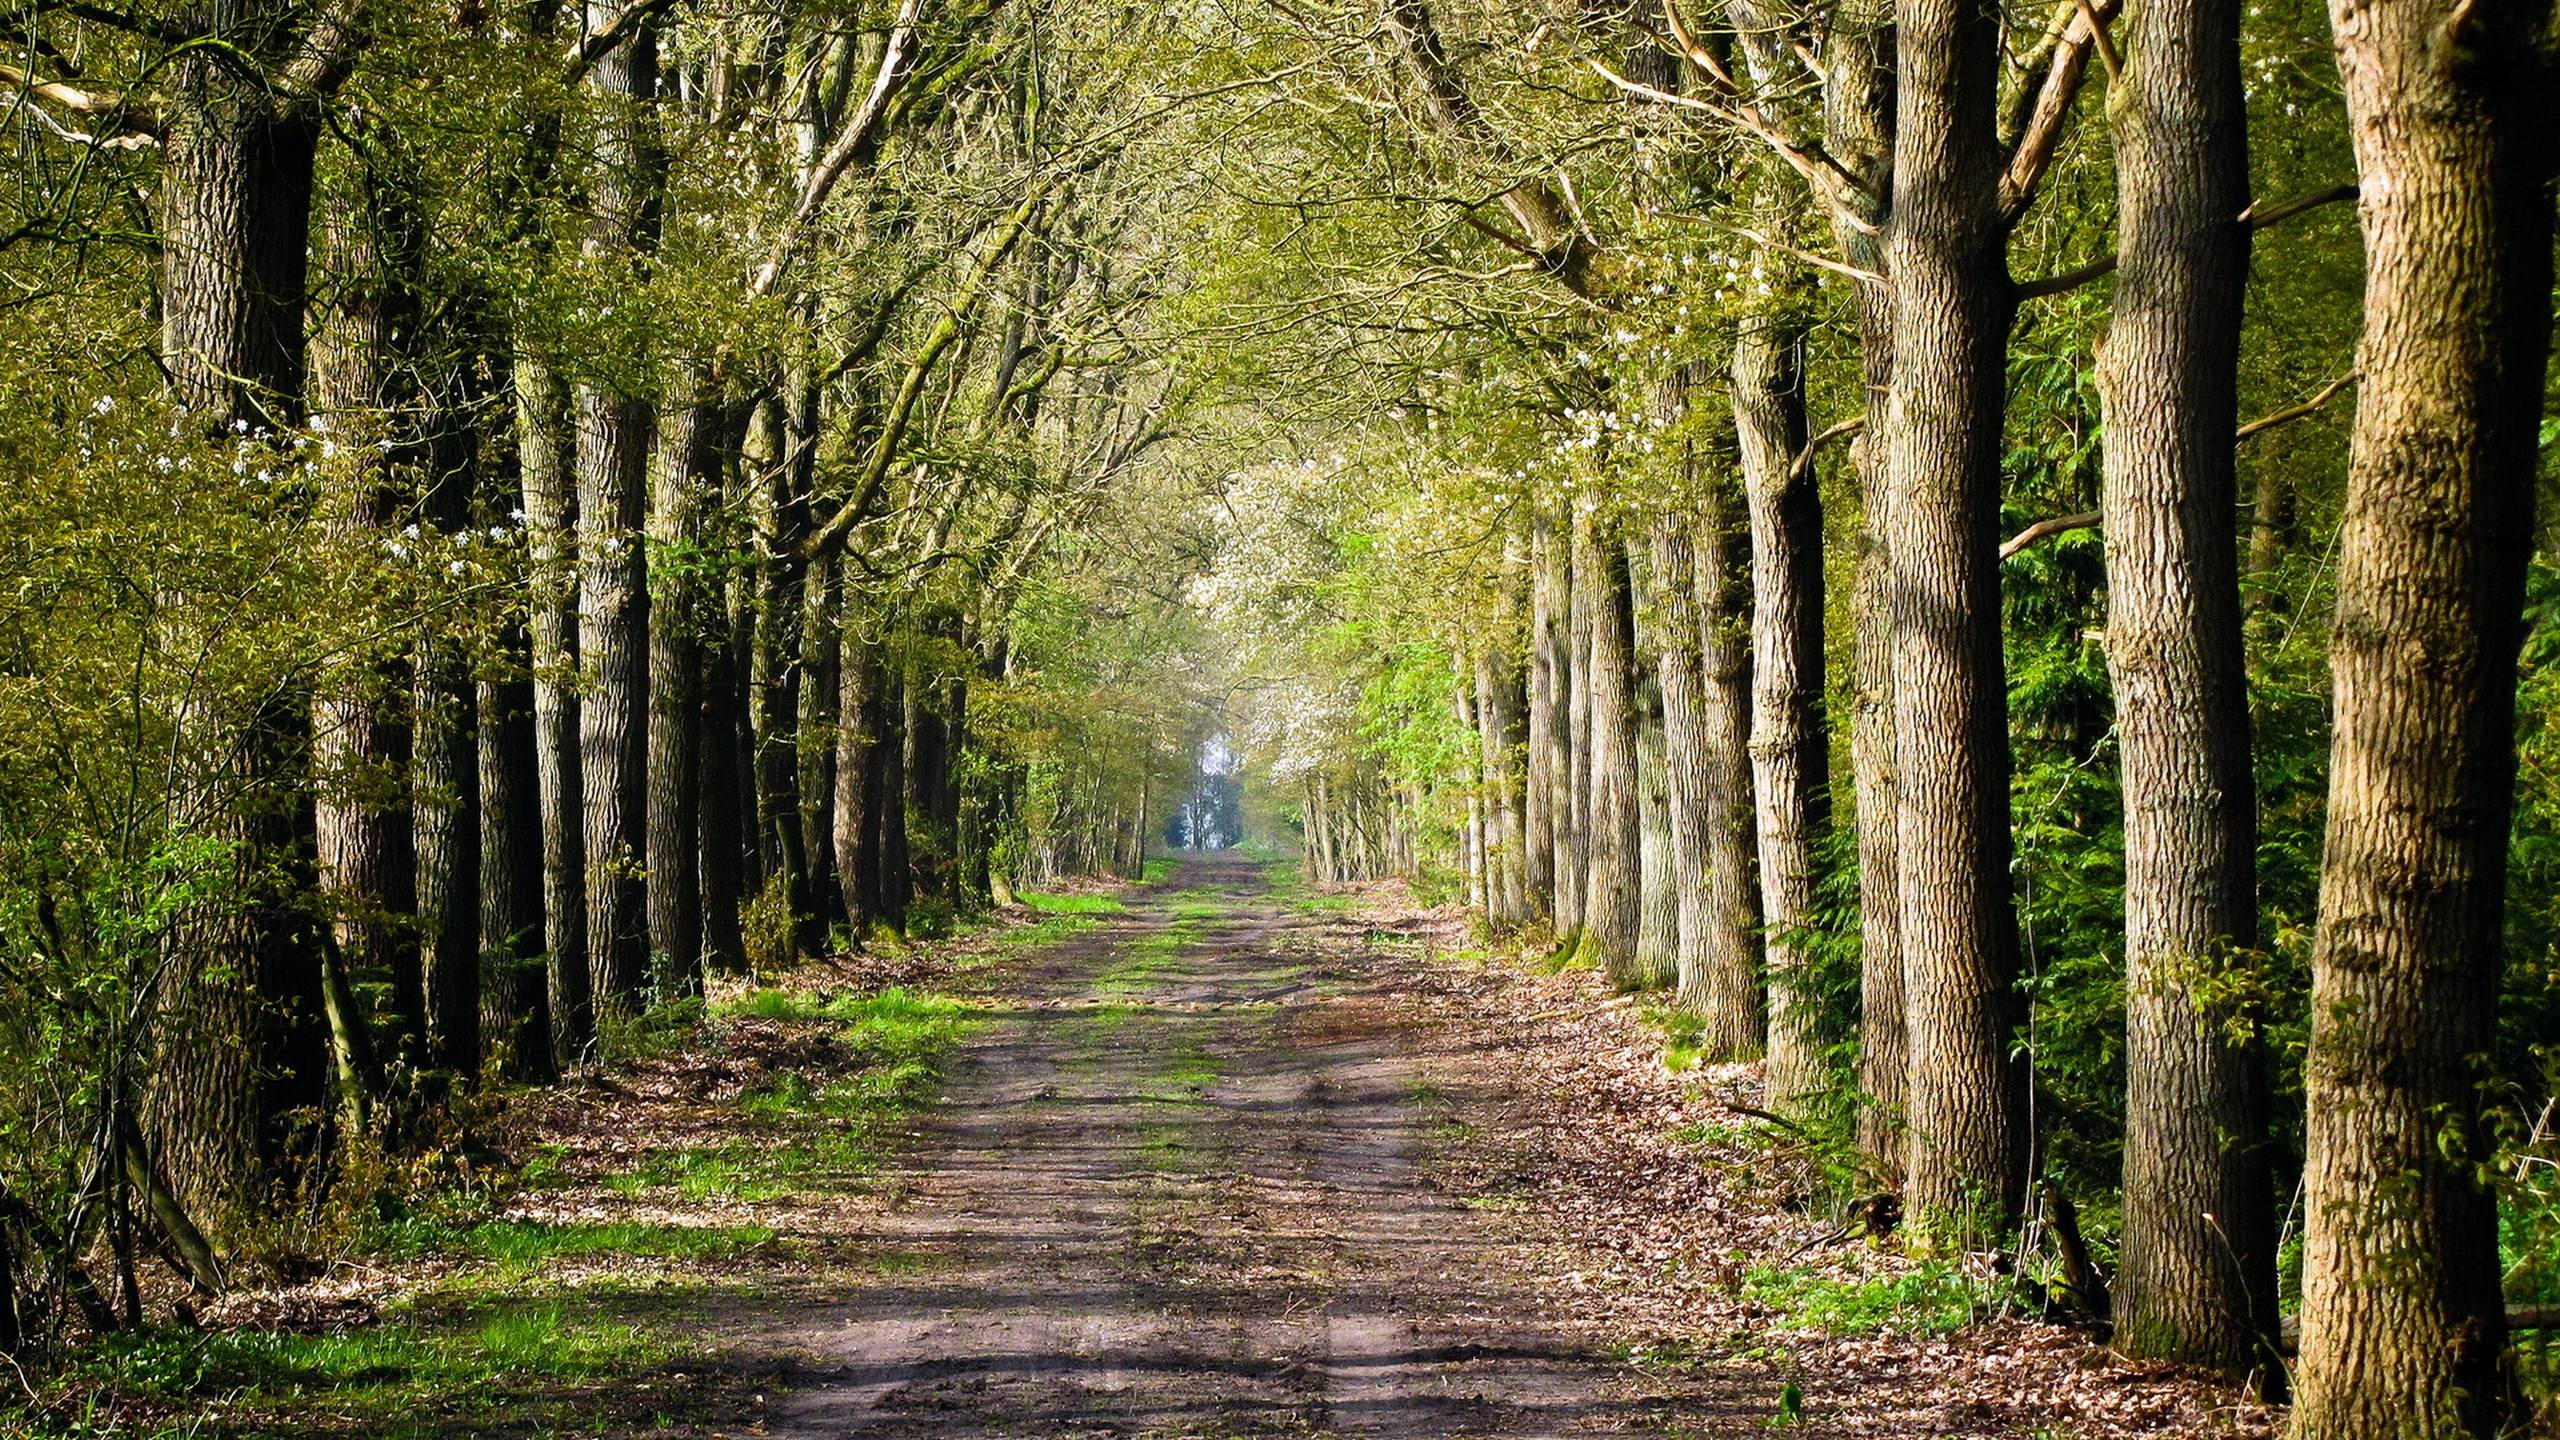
left=1999, top=509, right=2100, bottom=561
left=1790, top=413, right=1863, bottom=479
left=748, top=0, right=929, bottom=298
left=2235, top=370, right=2355, bottom=441
left=2017, top=182, right=2361, bottom=299
left=563, top=0, right=678, bottom=82
left=1999, top=0, right=2120, bottom=222
left=2001, top=373, right=2359, bottom=561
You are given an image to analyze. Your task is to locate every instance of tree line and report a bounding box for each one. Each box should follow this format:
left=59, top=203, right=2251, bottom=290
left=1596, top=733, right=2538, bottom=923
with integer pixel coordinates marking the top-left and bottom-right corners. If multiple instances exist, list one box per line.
left=0, top=0, right=1221, bottom=1366
left=1, top=0, right=2557, bottom=1436
left=1189, top=0, right=2558, bottom=1435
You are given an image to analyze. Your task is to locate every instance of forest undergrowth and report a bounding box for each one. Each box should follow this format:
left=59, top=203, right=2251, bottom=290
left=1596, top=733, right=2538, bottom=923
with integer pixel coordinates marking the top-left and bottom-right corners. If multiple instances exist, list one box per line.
left=0, top=885, right=1132, bottom=1440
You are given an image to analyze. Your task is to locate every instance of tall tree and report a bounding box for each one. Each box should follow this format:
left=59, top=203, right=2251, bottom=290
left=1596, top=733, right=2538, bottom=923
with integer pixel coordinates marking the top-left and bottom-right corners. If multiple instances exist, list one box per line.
left=574, top=4, right=663, bottom=1020
left=145, top=0, right=359, bottom=1241
left=1578, top=510, right=1644, bottom=981
left=2095, top=0, right=2276, bottom=1380
left=2293, top=0, right=2557, bottom=1431
left=519, top=358, right=591, bottom=1064
left=1526, top=504, right=1567, bottom=922
left=1735, top=306, right=1827, bottom=1113
left=1880, top=0, right=2027, bottom=1224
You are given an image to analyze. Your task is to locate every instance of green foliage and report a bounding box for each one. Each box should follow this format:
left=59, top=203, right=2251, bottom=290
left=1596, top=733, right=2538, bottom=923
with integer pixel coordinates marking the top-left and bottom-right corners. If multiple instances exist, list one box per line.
left=1740, top=1261, right=1997, bottom=1338
left=1020, top=891, right=1129, bottom=915
left=364, top=1217, right=777, bottom=1269
left=64, top=1304, right=670, bottom=1417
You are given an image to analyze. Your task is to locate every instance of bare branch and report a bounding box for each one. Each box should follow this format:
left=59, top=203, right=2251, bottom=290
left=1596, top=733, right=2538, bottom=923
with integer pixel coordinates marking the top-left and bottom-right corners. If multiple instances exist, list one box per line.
left=2000, top=373, right=2357, bottom=562
left=2235, top=370, right=2355, bottom=441
left=2000, top=0, right=2120, bottom=222
left=748, top=0, right=929, bottom=298
left=1790, top=413, right=1863, bottom=479
left=1999, top=509, right=2100, bottom=561
left=2017, top=182, right=2361, bottom=299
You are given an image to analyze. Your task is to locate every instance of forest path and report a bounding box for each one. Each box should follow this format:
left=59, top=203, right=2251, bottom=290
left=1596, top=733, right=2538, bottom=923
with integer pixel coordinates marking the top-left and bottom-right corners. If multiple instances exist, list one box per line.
left=761, top=854, right=1736, bottom=1438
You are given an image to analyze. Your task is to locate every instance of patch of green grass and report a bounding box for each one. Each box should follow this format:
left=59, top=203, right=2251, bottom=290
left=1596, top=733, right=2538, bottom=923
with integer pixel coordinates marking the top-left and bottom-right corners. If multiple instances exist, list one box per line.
left=1142, top=857, right=1179, bottom=884
left=1255, top=862, right=1359, bottom=916
left=1740, top=1260, right=1992, bottom=1337
left=368, top=1217, right=776, bottom=1270
left=1021, top=890, right=1129, bottom=916
left=72, top=1304, right=670, bottom=1416
left=613, top=989, right=977, bottom=1201
left=1646, top=1004, right=1716, bottom=1073
left=1138, top=1039, right=1220, bottom=1105
left=1095, top=920, right=1200, bottom=995
left=598, top=996, right=706, bottom=1063
left=1000, top=913, right=1101, bottom=950
left=863, top=1247, right=943, bottom=1277
left=518, top=1142, right=573, bottom=1189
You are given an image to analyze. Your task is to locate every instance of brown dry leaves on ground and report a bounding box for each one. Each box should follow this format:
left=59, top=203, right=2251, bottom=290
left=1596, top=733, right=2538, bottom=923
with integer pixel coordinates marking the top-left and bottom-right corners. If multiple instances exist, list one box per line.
left=1329, top=879, right=2282, bottom=1440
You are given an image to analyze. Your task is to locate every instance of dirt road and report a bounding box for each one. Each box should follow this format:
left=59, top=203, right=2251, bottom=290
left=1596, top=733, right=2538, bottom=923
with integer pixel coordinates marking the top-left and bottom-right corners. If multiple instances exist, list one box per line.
left=766, top=854, right=1731, bottom=1438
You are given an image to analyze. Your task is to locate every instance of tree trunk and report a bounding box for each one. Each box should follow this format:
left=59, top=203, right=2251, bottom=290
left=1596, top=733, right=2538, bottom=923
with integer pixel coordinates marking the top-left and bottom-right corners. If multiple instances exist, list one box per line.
left=477, top=645, right=555, bottom=1085
left=837, top=641, right=882, bottom=932
left=699, top=575, right=751, bottom=975
left=1736, top=309, right=1829, bottom=1114
left=573, top=6, right=661, bottom=1022
left=1823, top=0, right=1908, bottom=1187
left=416, top=340, right=483, bottom=1083
left=1473, top=645, right=1528, bottom=929
left=1526, top=504, right=1566, bottom=920
left=148, top=29, right=330, bottom=1242
left=517, top=357, right=590, bottom=1065
left=1651, top=519, right=1742, bottom=1031
left=1632, top=664, right=1680, bottom=990
left=1883, top=0, right=2028, bottom=1225
left=748, top=393, right=813, bottom=947
left=1580, top=517, right=1643, bottom=984
left=1562, top=504, right=1598, bottom=948
left=413, top=541, right=481, bottom=1083
left=2096, top=0, right=2277, bottom=1381
left=643, top=379, right=712, bottom=998
left=1692, top=478, right=1764, bottom=1052
left=800, top=555, right=845, bottom=931
left=309, top=193, right=422, bottom=1070
left=2292, top=5, right=2555, bottom=1432
left=1457, top=661, right=1486, bottom=913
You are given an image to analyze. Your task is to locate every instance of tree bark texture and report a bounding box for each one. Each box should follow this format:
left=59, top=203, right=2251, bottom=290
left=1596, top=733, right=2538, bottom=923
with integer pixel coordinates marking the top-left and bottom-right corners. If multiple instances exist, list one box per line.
left=309, top=197, right=422, bottom=1068
left=1883, top=0, right=2028, bottom=1225
left=644, top=379, right=713, bottom=997
left=1691, top=474, right=1765, bottom=1053
left=517, top=356, right=590, bottom=1065
left=2293, top=4, right=2555, bottom=1433
left=2096, top=0, right=2278, bottom=1381
left=1474, top=646, right=1529, bottom=929
left=1526, top=504, right=1565, bottom=921
left=1633, top=666, right=1680, bottom=990
left=477, top=650, right=556, bottom=1084
left=1822, top=0, right=1909, bottom=1186
left=1579, top=517, right=1643, bottom=984
left=573, top=5, right=661, bottom=1020
left=148, top=22, right=331, bottom=1239
left=1737, top=310, right=1830, bottom=1113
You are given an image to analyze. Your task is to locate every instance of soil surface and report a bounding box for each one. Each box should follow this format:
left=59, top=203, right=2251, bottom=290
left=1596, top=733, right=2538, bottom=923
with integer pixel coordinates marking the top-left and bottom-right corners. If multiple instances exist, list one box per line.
left=761, top=853, right=1727, bottom=1438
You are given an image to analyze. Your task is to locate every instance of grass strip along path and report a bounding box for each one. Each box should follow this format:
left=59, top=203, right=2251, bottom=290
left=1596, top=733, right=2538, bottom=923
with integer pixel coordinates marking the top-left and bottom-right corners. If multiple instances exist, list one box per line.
left=20, top=856, right=2268, bottom=1439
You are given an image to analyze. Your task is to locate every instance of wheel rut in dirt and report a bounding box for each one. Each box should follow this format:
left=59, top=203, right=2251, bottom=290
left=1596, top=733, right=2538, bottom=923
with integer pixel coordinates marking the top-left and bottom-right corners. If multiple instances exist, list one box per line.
left=764, top=854, right=1721, bottom=1438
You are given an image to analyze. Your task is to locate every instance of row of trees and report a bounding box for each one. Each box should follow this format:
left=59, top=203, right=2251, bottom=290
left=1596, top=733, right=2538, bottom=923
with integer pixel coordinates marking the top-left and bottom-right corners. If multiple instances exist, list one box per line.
left=0, top=0, right=1222, bottom=1355
left=1196, top=0, right=2557, bottom=1435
